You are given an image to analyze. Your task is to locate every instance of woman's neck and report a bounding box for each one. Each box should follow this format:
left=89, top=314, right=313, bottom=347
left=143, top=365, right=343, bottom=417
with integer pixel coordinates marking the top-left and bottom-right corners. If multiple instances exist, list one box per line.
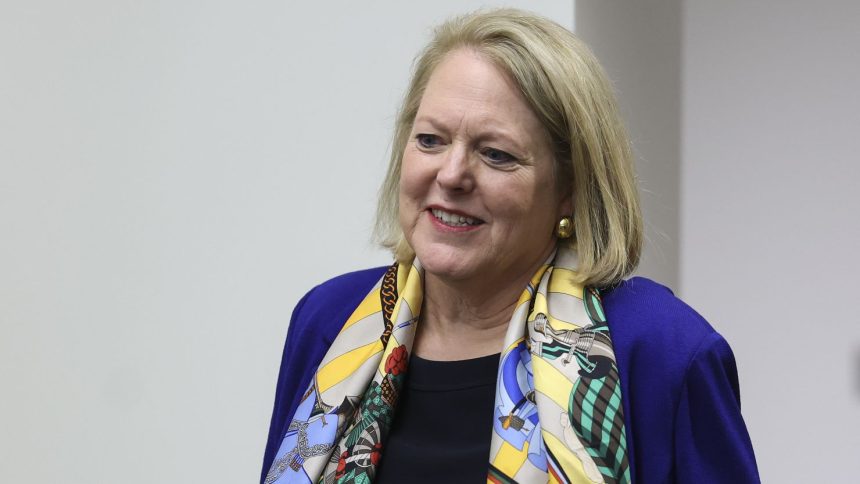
left=413, top=248, right=553, bottom=361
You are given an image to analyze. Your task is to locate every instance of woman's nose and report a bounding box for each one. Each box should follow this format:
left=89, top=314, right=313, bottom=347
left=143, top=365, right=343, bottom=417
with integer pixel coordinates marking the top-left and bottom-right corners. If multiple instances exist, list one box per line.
left=435, top=144, right=475, bottom=193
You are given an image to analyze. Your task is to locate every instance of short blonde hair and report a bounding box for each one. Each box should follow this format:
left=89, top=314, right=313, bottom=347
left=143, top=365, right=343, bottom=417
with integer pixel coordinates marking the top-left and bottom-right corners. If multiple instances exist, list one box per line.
left=374, top=8, right=642, bottom=287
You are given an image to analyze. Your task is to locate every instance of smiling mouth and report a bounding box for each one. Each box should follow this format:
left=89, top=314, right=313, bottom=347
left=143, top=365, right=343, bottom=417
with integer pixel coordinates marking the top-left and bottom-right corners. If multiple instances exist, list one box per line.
left=430, top=208, right=484, bottom=227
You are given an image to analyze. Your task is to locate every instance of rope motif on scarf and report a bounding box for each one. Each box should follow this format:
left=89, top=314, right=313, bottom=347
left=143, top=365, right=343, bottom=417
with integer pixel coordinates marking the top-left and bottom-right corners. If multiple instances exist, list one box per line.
left=378, top=265, right=397, bottom=346
left=266, top=248, right=630, bottom=483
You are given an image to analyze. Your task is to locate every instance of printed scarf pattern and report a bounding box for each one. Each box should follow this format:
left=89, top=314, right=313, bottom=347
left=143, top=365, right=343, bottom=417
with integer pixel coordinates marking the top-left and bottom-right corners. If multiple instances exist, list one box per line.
left=266, top=247, right=630, bottom=484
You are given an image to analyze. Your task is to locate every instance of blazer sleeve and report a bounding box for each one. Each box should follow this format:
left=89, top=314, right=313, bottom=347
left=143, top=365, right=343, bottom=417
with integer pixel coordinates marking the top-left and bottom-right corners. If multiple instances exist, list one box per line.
left=260, top=287, right=316, bottom=484
left=673, top=332, right=760, bottom=483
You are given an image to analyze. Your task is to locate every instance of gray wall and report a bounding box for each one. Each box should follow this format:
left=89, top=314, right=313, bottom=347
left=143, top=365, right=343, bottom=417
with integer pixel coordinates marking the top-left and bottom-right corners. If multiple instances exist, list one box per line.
left=682, top=1, right=860, bottom=481
left=0, top=2, right=572, bottom=482
left=578, top=0, right=860, bottom=481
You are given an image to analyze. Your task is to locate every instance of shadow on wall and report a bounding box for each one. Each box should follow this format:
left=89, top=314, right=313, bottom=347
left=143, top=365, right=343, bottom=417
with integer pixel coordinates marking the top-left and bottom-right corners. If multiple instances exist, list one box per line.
left=573, top=0, right=682, bottom=292
left=856, top=346, right=860, bottom=399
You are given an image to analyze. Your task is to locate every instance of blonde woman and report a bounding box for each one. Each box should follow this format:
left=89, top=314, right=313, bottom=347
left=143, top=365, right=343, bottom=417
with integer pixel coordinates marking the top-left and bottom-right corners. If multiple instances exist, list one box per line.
left=262, top=9, right=758, bottom=484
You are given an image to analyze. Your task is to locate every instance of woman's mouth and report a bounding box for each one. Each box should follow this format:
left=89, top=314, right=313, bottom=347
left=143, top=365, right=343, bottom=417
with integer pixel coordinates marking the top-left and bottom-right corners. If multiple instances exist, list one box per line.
left=429, top=208, right=484, bottom=227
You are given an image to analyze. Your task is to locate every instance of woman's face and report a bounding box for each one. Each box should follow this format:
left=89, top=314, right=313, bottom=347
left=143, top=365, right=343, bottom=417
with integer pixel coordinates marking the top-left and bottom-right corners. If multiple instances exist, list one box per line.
left=398, top=48, right=569, bottom=287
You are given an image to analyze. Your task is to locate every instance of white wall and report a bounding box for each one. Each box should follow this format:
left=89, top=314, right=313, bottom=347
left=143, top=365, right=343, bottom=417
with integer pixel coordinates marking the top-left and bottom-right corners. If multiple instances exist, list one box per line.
left=682, top=1, right=860, bottom=481
left=8, top=1, right=855, bottom=482
left=0, top=1, right=573, bottom=482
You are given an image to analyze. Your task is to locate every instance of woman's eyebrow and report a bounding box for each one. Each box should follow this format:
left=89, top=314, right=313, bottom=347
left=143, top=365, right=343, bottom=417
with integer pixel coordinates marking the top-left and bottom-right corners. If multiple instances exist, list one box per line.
left=414, top=114, right=529, bottom=151
left=413, top=114, right=455, bottom=133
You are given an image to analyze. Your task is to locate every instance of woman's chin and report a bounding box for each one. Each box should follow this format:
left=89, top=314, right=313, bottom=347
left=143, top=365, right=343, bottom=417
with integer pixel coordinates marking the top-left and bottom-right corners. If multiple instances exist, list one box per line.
left=415, top=248, right=482, bottom=283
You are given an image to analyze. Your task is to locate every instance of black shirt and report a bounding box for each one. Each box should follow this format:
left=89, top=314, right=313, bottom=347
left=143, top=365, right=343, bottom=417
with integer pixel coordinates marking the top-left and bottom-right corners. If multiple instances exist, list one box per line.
left=375, top=352, right=500, bottom=483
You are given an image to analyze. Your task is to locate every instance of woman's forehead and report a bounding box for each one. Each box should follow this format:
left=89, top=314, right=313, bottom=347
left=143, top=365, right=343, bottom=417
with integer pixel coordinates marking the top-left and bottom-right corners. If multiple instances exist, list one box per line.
left=416, top=50, right=546, bottom=140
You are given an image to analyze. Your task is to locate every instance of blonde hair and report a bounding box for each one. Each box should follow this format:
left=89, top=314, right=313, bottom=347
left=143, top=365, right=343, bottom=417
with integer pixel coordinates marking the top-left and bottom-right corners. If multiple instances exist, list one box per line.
left=374, top=8, right=643, bottom=287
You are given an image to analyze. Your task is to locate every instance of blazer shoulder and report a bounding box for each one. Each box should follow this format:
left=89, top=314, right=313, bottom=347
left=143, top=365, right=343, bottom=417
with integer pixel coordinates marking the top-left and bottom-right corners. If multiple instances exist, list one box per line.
left=603, top=278, right=757, bottom=482
left=289, top=266, right=389, bottom=337
left=305, top=266, right=389, bottom=305
left=605, top=276, right=717, bottom=339
left=602, top=276, right=724, bottom=378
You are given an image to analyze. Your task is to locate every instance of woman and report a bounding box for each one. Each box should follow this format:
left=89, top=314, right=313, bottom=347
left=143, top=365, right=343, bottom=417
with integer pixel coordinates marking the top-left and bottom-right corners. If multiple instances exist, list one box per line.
left=262, top=9, right=759, bottom=484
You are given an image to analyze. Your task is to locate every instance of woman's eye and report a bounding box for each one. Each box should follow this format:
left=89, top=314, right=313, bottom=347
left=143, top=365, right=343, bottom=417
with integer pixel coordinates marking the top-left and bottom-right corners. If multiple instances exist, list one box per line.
left=482, top=147, right=516, bottom=164
left=416, top=134, right=442, bottom=149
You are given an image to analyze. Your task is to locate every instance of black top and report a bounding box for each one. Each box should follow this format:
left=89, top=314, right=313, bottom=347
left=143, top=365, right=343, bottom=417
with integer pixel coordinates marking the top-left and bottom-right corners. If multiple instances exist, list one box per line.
left=374, top=352, right=500, bottom=483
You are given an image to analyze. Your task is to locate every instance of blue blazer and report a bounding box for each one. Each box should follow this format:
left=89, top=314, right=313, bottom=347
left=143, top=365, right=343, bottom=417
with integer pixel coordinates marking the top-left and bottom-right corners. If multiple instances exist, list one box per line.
left=261, top=267, right=760, bottom=483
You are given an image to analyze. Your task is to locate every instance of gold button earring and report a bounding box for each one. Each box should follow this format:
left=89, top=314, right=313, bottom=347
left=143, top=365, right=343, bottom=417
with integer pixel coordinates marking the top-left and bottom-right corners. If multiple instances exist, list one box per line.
left=556, top=216, right=573, bottom=239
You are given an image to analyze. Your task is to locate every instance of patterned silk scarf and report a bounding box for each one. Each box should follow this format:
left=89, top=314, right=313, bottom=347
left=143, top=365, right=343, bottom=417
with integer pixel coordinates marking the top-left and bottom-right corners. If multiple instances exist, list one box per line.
left=266, top=247, right=630, bottom=484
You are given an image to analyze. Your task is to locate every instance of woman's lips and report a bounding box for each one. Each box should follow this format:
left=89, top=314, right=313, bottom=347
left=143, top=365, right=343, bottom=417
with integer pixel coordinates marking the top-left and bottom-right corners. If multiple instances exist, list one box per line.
left=427, top=208, right=484, bottom=232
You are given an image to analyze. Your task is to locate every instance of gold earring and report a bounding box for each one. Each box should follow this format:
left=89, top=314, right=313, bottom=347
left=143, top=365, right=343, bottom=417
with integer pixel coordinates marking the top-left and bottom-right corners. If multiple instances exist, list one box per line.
left=556, top=216, right=573, bottom=239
